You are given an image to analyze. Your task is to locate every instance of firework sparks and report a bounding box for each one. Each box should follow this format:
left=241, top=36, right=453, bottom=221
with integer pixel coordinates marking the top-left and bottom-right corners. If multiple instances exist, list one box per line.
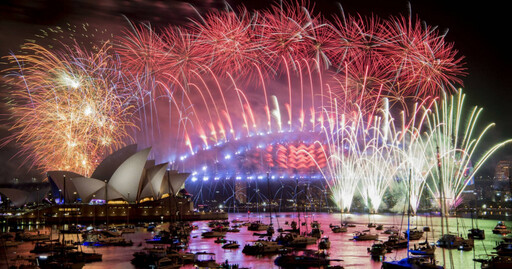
left=423, top=90, right=512, bottom=210
left=3, top=41, right=136, bottom=176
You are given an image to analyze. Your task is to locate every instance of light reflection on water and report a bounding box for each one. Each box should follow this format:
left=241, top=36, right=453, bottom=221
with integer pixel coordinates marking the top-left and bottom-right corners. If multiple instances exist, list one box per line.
left=1, top=213, right=508, bottom=268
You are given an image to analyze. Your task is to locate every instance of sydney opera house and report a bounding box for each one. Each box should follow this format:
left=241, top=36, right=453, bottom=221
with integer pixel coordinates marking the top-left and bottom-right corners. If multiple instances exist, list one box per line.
left=0, top=145, right=227, bottom=223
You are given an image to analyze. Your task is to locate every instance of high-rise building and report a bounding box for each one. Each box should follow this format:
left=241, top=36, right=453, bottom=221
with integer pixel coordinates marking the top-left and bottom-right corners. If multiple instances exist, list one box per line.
left=495, top=160, right=512, bottom=181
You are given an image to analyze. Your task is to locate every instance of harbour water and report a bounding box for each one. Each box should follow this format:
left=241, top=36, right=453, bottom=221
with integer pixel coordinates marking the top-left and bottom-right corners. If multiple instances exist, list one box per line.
left=1, top=212, right=509, bottom=268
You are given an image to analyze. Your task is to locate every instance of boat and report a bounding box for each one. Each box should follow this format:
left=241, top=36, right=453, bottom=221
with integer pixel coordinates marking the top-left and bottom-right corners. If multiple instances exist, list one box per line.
left=436, top=234, right=473, bottom=250
left=156, top=256, right=181, bottom=269
left=253, top=226, right=275, bottom=237
left=274, top=251, right=333, bottom=267
left=277, top=232, right=317, bottom=247
left=382, top=256, right=444, bottom=269
left=368, top=223, right=377, bottom=228
left=82, top=230, right=133, bottom=247
left=37, top=250, right=102, bottom=268
left=384, top=234, right=408, bottom=249
left=376, top=224, right=384, bottom=230
left=284, top=221, right=300, bottom=233
left=36, top=257, right=85, bottom=269
left=31, top=241, right=78, bottom=253
left=368, top=240, right=389, bottom=258
left=493, top=221, right=511, bottom=235
left=331, top=225, right=347, bottom=233
left=404, top=228, right=424, bottom=240
left=131, top=245, right=168, bottom=267
left=353, top=230, right=378, bottom=241
left=318, top=237, right=330, bottom=249
left=474, top=254, right=512, bottom=269
left=409, top=240, right=436, bottom=256
left=383, top=227, right=400, bottom=235
left=201, top=230, right=226, bottom=238
left=214, top=237, right=228, bottom=244
left=15, top=231, right=51, bottom=241
left=242, top=240, right=287, bottom=255
left=383, top=169, right=443, bottom=269
left=308, top=227, right=323, bottom=238
left=494, top=240, right=512, bottom=256
left=193, top=252, right=220, bottom=268
left=468, top=228, right=485, bottom=240
left=222, top=240, right=240, bottom=249
left=248, top=221, right=270, bottom=231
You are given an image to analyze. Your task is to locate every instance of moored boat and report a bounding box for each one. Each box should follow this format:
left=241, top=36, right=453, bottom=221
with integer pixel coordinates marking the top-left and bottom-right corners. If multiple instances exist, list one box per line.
left=468, top=228, right=485, bottom=240
left=222, top=240, right=240, bottom=249
left=493, top=221, right=511, bottom=235
left=403, top=228, right=424, bottom=240
left=201, top=230, right=226, bottom=238
left=242, top=240, right=287, bottom=255
left=274, top=251, right=333, bottom=268
left=318, top=237, right=331, bottom=250
left=353, top=230, right=378, bottom=241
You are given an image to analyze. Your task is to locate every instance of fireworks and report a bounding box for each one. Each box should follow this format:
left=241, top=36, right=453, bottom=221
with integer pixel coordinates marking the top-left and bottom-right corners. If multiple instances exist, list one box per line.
left=3, top=1, right=508, bottom=213
left=3, top=41, right=136, bottom=176
left=422, top=90, right=512, bottom=210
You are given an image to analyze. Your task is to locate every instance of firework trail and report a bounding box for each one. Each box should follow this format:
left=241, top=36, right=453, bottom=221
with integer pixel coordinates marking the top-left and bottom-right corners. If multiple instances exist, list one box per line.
left=1, top=1, right=476, bottom=211
left=423, top=90, right=512, bottom=210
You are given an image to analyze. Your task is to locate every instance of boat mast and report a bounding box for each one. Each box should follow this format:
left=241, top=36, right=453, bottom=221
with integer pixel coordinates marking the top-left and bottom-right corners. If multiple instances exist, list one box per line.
left=436, top=145, right=446, bottom=266
left=407, top=168, right=411, bottom=259
left=267, top=171, right=272, bottom=226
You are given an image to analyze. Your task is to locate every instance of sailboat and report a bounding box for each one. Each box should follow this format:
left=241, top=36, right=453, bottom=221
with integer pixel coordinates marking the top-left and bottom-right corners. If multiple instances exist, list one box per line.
left=467, top=197, right=485, bottom=240
left=382, top=169, right=444, bottom=269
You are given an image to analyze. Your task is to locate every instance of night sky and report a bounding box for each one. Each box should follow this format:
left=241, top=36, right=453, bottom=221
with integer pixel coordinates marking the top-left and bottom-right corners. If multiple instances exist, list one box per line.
left=0, top=0, right=510, bottom=182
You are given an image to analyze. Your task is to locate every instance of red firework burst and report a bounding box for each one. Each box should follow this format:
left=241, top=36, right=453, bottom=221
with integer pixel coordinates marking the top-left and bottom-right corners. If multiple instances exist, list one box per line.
left=380, top=15, right=466, bottom=98
left=257, top=0, right=318, bottom=72
left=332, top=14, right=388, bottom=68
left=190, top=6, right=268, bottom=78
left=160, top=26, right=206, bottom=81
left=116, top=22, right=167, bottom=77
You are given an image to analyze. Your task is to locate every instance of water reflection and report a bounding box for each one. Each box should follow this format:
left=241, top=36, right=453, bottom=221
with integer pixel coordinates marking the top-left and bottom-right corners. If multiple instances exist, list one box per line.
left=1, top=213, right=508, bottom=268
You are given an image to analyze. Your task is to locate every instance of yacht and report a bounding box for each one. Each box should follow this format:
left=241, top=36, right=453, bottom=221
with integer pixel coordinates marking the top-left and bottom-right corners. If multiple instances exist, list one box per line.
left=493, top=221, right=511, bottom=234
left=382, top=255, right=443, bottom=269
left=368, top=240, right=388, bottom=258
left=331, top=225, right=347, bottom=233
left=201, top=230, right=226, bottom=238
left=410, top=240, right=436, bottom=256
left=156, top=257, right=181, bottom=269
left=383, top=227, right=399, bottom=235
left=353, top=230, right=378, bottom=241
left=222, top=240, right=240, bottom=249
left=403, top=228, right=424, bottom=240
left=467, top=228, right=485, bottom=239
left=436, top=234, right=473, bottom=250
left=193, top=252, right=220, bottom=268
left=83, top=231, right=132, bottom=247
left=274, top=251, right=334, bottom=267
left=384, top=234, right=408, bottom=249
left=474, top=255, right=512, bottom=269
left=277, top=232, right=317, bottom=247
left=248, top=221, right=270, bottom=231
left=242, top=240, right=286, bottom=255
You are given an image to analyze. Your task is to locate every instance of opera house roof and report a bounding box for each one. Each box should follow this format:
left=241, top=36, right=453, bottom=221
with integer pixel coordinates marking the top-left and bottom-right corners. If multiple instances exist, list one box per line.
left=45, top=144, right=190, bottom=203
